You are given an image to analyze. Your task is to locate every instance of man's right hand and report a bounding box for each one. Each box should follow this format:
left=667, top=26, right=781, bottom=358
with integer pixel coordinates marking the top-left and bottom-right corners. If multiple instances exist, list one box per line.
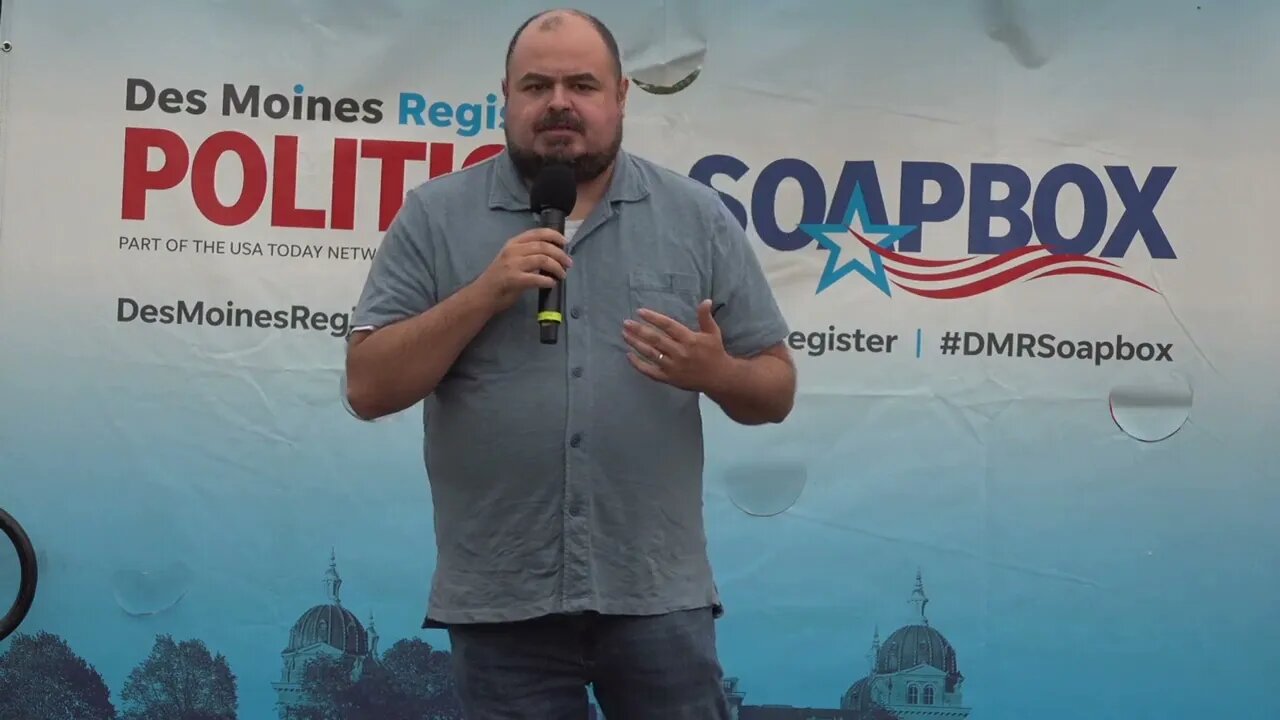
left=474, top=228, right=573, bottom=312
left=345, top=228, right=572, bottom=419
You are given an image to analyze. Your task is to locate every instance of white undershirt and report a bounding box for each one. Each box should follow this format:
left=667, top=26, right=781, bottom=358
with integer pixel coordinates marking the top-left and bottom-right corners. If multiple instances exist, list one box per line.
left=564, top=218, right=583, bottom=241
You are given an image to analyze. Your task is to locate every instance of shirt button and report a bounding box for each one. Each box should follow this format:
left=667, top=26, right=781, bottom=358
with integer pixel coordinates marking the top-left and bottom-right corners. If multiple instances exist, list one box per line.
left=571, top=367, right=583, bottom=378
left=570, top=433, right=582, bottom=448
left=570, top=307, right=581, bottom=318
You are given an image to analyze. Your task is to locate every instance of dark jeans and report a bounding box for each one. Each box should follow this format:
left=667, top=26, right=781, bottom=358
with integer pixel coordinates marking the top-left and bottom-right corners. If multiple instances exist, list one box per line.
left=446, top=607, right=732, bottom=719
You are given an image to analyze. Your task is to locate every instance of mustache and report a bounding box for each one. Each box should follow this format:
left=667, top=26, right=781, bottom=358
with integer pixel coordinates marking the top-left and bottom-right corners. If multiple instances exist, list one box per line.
left=535, top=110, right=584, bottom=132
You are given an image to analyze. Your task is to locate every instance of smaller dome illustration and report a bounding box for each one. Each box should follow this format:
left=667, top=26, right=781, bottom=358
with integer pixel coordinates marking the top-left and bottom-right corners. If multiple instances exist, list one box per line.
left=283, top=550, right=371, bottom=656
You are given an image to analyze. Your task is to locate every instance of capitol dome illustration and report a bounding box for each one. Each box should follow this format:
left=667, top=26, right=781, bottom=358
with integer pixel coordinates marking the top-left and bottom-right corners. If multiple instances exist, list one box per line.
left=841, top=570, right=970, bottom=719
left=271, top=550, right=379, bottom=718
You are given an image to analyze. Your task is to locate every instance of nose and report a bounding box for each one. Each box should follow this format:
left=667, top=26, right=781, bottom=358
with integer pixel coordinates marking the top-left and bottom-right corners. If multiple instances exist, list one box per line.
left=548, top=82, right=572, bottom=110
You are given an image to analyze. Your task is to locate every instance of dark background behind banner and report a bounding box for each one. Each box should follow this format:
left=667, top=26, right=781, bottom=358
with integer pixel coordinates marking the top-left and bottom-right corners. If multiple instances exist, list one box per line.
left=2, top=1, right=1278, bottom=718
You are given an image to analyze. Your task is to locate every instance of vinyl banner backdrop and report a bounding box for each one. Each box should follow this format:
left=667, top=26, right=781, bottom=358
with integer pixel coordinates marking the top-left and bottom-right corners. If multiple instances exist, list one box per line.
left=1, top=0, right=1279, bottom=718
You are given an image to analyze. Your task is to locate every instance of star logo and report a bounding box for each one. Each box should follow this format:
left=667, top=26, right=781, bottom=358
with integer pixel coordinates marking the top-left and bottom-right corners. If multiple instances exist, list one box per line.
left=799, top=184, right=917, bottom=296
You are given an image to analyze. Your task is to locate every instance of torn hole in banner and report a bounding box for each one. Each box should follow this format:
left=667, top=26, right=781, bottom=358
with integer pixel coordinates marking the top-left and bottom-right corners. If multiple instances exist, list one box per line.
left=1109, top=370, right=1192, bottom=442
left=620, top=1, right=707, bottom=94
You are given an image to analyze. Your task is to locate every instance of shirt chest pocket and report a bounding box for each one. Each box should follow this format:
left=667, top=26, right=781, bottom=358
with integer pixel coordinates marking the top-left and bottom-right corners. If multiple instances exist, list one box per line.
left=628, top=270, right=702, bottom=331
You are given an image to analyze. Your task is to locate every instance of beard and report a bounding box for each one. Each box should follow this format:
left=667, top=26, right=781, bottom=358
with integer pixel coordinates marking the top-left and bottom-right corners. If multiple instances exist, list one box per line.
left=506, top=109, right=622, bottom=184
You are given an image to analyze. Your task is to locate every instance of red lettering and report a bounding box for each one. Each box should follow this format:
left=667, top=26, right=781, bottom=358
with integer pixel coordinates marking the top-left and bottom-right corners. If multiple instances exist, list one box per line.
left=121, top=127, right=189, bottom=220
left=191, top=131, right=267, bottom=226
left=429, top=143, right=454, bottom=180
left=463, top=144, right=504, bottom=167
left=119, top=127, right=505, bottom=231
left=361, top=140, right=428, bottom=232
left=271, top=136, right=326, bottom=229
left=330, top=138, right=359, bottom=231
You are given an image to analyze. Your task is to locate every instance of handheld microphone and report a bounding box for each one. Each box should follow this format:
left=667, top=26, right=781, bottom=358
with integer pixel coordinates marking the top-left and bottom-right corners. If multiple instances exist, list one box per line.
left=529, top=164, right=577, bottom=345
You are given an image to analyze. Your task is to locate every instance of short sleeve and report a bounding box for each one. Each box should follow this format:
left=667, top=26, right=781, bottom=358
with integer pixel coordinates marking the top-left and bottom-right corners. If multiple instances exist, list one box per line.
left=707, top=198, right=790, bottom=357
left=349, top=190, right=437, bottom=336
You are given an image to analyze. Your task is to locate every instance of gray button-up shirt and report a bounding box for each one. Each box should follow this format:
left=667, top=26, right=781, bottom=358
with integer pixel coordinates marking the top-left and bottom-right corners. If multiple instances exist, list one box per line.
left=350, top=148, right=789, bottom=626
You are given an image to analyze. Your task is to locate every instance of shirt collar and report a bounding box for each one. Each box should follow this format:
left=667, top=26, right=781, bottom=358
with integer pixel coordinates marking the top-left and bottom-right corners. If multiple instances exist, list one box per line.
left=487, top=148, right=650, bottom=211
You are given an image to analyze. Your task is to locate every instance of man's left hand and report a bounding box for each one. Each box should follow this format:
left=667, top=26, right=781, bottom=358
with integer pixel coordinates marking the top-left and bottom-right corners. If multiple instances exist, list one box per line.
left=623, top=299, right=731, bottom=393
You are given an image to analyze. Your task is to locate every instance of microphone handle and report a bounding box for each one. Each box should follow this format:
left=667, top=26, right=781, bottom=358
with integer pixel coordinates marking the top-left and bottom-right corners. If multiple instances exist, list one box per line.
left=536, top=208, right=566, bottom=344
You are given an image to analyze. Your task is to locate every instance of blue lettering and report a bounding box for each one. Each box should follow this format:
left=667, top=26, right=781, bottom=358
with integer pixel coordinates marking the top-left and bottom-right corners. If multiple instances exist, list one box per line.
left=1100, top=166, right=1176, bottom=259
left=689, top=155, right=1175, bottom=259
left=827, top=161, right=891, bottom=227
left=689, top=154, right=749, bottom=229
left=399, top=92, right=506, bottom=135
left=455, top=103, right=482, bottom=137
left=969, top=163, right=1034, bottom=254
left=488, top=94, right=505, bottom=130
left=399, top=92, right=427, bottom=125
left=1034, top=163, right=1108, bottom=255
left=429, top=101, right=453, bottom=127
left=898, top=161, right=965, bottom=253
left=751, top=159, right=827, bottom=251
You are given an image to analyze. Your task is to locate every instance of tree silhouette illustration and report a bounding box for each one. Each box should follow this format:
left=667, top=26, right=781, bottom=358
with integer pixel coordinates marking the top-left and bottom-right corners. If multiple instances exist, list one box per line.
left=120, top=634, right=238, bottom=720
left=286, top=638, right=461, bottom=719
left=0, top=630, right=117, bottom=720
left=378, top=638, right=461, bottom=718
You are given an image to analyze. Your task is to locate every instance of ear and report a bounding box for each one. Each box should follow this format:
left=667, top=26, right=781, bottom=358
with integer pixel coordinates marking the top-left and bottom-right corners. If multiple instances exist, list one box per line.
left=500, top=77, right=509, bottom=100
left=618, top=76, right=629, bottom=112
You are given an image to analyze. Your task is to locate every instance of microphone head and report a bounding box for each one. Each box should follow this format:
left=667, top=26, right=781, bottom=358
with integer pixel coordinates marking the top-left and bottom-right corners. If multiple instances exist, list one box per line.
left=530, top=163, right=577, bottom=215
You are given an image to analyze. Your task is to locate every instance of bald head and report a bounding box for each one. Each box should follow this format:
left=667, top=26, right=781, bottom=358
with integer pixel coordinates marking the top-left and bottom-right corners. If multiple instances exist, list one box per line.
left=501, top=8, right=628, bottom=184
left=505, top=9, right=622, bottom=81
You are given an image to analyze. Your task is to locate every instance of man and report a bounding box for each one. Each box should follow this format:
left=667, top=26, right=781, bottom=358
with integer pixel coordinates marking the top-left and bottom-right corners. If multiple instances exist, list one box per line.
left=344, top=7, right=796, bottom=718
